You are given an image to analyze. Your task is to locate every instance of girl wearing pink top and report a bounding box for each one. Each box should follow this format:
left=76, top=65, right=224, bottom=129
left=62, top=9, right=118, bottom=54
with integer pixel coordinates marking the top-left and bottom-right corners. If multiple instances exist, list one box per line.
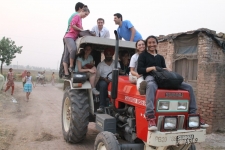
left=63, top=7, right=90, bottom=79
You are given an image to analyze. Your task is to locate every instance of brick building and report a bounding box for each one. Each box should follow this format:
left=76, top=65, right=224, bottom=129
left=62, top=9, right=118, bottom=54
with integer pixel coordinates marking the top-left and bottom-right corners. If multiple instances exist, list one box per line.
left=157, top=28, right=225, bottom=133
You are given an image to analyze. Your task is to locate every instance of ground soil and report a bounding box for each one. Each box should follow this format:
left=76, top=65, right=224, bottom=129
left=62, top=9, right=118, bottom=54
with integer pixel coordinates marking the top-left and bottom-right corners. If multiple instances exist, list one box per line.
left=0, top=82, right=224, bottom=150
left=0, top=82, right=98, bottom=150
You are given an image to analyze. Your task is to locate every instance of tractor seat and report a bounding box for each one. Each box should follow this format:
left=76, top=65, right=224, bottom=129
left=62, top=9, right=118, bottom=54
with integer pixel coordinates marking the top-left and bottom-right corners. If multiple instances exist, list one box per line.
left=73, top=72, right=88, bottom=83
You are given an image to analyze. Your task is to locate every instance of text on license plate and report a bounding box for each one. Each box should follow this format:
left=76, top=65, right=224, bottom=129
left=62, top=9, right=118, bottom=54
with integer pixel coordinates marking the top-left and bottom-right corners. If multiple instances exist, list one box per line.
left=176, top=134, right=198, bottom=144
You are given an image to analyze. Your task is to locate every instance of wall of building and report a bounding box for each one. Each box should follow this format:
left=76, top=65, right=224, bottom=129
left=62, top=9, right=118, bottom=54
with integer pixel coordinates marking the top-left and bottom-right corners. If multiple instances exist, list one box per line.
left=197, top=33, right=225, bottom=133
left=158, top=33, right=225, bottom=133
left=157, top=41, right=174, bottom=70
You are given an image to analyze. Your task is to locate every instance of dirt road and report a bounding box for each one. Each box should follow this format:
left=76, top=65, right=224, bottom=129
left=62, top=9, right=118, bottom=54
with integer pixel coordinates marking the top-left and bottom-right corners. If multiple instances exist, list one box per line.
left=0, top=82, right=98, bottom=150
left=0, top=82, right=225, bottom=150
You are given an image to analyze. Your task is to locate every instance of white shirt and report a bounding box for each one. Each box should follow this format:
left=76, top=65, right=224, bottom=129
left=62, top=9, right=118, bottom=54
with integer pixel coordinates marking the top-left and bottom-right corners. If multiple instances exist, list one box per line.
left=26, top=76, right=32, bottom=84
left=97, top=60, right=120, bottom=78
left=129, top=53, right=139, bottom=72
left=91, top=25, right=110, bottom=38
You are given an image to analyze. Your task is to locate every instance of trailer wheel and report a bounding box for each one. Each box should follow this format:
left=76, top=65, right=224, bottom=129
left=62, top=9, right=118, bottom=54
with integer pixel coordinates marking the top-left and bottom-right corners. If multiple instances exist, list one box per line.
left=62, top=88, right=89, bottom=143
left=94, top=131, right=120, bottom=150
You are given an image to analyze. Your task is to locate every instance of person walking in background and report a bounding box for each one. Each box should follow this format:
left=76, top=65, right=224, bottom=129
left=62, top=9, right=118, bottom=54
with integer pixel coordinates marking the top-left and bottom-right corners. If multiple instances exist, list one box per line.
left=4, top=68, right=15, bottom=96
left=63, top=7, right=90, bottom=79
left=51, top=72, right=55, bottom=86
left=114, top=13, right=142, bottom=42
left=24, top=71, right=35, bottom=102
left=91, top=18, right=110, bottom=38
left=21, top=70, right=27, bottom=87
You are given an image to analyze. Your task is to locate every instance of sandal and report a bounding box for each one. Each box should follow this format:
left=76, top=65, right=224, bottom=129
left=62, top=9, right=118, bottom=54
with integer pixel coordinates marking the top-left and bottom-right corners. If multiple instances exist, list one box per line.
left=68, top=67, right=74, bottom=73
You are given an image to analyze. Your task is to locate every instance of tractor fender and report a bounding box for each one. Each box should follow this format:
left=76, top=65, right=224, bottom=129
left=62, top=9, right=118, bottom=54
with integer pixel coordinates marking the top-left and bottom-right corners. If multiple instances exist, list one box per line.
left=63, top=79, right=95, bottom=115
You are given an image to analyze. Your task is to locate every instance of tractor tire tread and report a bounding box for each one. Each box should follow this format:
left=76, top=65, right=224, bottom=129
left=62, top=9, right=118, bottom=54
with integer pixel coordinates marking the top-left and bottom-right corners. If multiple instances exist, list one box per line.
left=62, top=88, right=89, bottom=143
left=94, top=131, right=120, bottom=150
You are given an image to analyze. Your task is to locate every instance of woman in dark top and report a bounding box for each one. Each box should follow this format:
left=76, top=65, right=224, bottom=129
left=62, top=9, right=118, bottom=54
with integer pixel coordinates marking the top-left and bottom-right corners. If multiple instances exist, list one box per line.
left=137, top=36, right=200, bottom=131
left=119, top=50, right=130, bottom=75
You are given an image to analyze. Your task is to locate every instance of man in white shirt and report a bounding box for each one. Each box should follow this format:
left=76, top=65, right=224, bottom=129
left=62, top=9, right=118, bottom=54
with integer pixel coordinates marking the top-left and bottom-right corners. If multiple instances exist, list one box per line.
left=96, top=48, right=120, bottom=113
left=91, top=18, right=110, bottom=38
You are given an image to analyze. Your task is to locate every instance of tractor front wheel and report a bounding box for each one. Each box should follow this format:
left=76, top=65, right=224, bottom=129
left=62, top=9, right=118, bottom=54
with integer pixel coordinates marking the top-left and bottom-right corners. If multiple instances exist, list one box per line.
left=189, top=144, right=196, bottom=150
left=61, top=88, right=89, bottom=143
left=94, top=131, right=120, bottom=150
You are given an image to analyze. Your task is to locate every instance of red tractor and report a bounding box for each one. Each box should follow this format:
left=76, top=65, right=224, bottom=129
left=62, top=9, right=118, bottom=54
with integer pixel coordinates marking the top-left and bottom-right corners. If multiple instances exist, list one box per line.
left=61, top=31, right=207, bottom=150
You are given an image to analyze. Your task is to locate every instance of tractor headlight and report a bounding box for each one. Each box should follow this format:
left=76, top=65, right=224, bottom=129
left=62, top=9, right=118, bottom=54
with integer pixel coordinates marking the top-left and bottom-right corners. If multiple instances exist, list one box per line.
left=163, top=116, right=178, bottom=131
left=177, top=102, right=188, bottom=110
left=158, top=101, right=169, bottom=110
left=188, top=115, right=200, bottom=128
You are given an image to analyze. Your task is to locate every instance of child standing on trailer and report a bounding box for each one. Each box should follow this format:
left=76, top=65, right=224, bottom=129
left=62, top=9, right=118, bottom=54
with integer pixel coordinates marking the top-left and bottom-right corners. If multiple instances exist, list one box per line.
left=24, top=71, right=35, bottom=101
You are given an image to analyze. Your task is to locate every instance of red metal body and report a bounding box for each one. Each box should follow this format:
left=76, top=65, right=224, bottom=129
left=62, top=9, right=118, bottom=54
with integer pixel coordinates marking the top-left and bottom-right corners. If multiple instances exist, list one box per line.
left=108, top=76, right=191, bottom=142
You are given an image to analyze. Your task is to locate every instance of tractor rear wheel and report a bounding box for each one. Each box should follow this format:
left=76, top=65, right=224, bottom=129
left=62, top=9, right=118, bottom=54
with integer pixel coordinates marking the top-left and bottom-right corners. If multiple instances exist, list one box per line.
left=62, top=88, right=89, bottom=143
left=94, top=131, right=120, bottom=150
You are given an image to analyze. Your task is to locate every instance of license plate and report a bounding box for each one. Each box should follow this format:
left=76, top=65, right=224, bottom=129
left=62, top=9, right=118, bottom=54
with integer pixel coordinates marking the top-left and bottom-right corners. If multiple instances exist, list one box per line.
left=176, top=134, right=197, bottom=145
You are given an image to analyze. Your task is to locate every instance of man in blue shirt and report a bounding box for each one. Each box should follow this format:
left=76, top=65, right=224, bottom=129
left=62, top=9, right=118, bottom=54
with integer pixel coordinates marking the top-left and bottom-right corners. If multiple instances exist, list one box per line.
left=114, top=13, right=142, bottom=42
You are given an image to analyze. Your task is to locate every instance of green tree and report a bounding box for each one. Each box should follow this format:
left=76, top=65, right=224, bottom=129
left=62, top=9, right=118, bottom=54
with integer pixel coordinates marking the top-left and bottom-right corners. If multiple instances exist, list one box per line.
left=0, top=37, right=22, bottom=74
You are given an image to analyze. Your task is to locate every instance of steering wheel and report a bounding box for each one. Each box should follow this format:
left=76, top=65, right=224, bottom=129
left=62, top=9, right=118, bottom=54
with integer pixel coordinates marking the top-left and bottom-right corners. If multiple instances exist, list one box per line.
left=106, top=72, right=112, bottom=82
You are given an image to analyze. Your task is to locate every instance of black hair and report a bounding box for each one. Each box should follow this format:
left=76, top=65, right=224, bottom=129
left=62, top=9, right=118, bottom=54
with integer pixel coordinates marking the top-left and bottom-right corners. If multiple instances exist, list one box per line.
left=77, top=44, right=92, bottom=60
left=97, top=18, right=104, bottom=23
left=114, top=13, right=123, bottom=21
left=75, top=2, right=84, bottom=11
left=145, top=35, right=158, bottom=45
left=145, top=35, right=158, bottom=53
left=119, top=50, right=129, bottom=58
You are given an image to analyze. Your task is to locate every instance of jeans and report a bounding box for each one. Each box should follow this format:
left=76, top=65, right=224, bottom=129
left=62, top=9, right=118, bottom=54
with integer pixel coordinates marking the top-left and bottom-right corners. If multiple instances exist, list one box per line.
left=145, top=75, right=197, bottom=119
left=96, top=80, right=109, bottom=108
left=128, top=75, right=144, bottom=90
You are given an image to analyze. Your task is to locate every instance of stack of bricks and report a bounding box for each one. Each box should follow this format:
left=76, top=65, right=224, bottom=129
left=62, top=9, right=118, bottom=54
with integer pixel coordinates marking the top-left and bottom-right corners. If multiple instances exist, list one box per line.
left=197, top=33, right=225, bottom=133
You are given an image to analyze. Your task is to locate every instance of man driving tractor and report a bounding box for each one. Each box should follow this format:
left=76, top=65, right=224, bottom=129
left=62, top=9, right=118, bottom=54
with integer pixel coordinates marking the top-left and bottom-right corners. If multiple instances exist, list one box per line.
left=96, top=48, right=120, bottom=113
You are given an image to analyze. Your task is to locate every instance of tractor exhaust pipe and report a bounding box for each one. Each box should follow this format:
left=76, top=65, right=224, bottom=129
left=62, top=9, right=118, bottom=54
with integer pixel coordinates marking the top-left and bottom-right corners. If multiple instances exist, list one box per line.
left=111, top=30, right=127, bottom=112
left=111, top=30, right=119, bottom=99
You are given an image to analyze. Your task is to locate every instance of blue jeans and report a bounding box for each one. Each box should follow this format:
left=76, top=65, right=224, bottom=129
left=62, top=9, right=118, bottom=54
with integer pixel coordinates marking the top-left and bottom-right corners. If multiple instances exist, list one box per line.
left=96, top=80, right=109, bottom=108
left=145, top=75, right=197, bottom=119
